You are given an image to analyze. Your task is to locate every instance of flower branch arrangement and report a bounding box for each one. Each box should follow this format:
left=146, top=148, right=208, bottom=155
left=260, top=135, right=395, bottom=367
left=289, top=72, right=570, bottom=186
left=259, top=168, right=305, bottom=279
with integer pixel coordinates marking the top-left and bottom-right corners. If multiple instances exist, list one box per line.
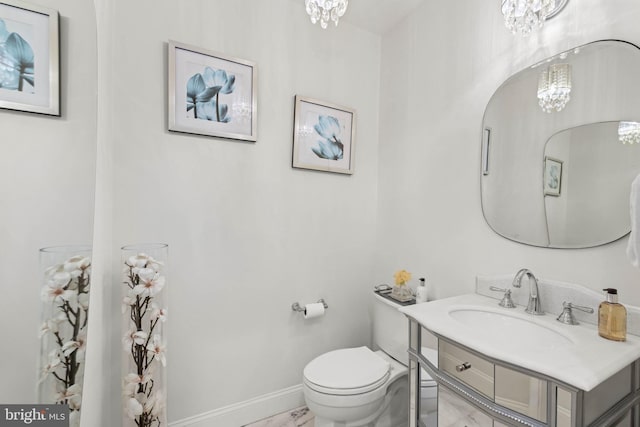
left=391, top=269, right=413, bottom=302
left=38, top=249, right=91, bottom=427
left=122, top=248, right=168, bottom=427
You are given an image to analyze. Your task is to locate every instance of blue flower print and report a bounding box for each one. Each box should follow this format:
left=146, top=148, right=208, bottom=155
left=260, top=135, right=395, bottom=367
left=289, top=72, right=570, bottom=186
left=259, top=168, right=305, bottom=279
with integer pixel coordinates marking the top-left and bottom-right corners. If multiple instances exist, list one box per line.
left=185, top=66, right=235, bottom=122
left=186, top=73, right=218, bottom=119
left=0, top=18, right=34, bottom=92
left=312, top=115, right=344, bottom=160
left=200, top=99, right=230, bottom=123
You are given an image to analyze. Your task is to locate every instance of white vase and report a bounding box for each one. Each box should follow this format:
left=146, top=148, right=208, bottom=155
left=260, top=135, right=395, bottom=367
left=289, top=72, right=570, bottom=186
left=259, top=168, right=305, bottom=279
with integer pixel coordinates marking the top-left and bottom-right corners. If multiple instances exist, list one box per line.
left=121, top=243, right=168, bottom=427
left=37, top=245, right=92, bottom=427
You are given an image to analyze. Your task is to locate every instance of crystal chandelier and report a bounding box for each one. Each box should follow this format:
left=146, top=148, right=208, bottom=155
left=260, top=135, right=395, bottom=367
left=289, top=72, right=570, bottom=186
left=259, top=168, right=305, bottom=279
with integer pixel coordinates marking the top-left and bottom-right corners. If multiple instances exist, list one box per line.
left=501, top=0, right=568, bottom=36
left=305, top=0, right=348, bottom=29
left=537, top=63, right=571, bottom=113
left=618, top=122, right=640, bottom=145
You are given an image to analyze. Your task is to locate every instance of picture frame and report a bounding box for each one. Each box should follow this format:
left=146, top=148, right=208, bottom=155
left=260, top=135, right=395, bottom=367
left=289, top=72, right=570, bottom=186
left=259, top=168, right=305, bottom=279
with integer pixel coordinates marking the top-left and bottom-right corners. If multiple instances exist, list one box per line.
left=0, top=0, right=59, bottom=116
left=168, top=40, right=257, bottom=142
left=544, top=156, right=563, bottom=197
left=292, top=95, right=356, bottom=175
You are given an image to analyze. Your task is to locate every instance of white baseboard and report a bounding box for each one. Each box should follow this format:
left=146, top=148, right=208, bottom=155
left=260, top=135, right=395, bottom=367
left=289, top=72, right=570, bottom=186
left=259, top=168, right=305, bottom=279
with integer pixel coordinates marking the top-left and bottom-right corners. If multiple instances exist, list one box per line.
left=168, top=384, right=305, bottom=427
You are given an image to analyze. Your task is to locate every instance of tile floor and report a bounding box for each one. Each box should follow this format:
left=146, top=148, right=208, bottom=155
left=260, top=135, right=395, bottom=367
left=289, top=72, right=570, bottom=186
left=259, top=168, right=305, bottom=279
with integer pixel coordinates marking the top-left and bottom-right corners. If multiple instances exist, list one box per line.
left=243, top=406, right=315, bottom=427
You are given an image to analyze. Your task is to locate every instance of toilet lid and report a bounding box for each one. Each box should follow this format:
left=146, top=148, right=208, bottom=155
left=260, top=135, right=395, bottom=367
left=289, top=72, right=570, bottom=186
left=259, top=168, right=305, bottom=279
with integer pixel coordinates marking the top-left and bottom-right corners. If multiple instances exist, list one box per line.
left=304, top=347, right=390, bottom=395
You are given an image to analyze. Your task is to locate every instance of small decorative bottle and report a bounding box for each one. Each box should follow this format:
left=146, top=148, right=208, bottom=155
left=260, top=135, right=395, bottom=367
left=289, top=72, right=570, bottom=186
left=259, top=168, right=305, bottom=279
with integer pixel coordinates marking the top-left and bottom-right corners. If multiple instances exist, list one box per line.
left=415, top=277, right=428, bottom=303
left=598, top=288, right=627, bottom=342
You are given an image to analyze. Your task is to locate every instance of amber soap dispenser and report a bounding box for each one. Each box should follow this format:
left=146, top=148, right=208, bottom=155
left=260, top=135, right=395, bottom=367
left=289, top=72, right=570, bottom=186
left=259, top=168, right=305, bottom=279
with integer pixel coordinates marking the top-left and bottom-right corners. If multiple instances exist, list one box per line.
left=598, top=288, right=627, bottom=342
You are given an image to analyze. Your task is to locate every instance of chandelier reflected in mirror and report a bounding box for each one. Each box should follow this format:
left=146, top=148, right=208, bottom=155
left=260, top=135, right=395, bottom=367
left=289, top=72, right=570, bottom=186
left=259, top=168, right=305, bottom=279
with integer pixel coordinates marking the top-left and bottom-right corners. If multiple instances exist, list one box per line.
left=502, top=0, right=568, bottom=36
left=537, top=63, right=572, bottom=113
left=618, top=121, right=640, bottom=145
left=305, top=0, right=348, bottom=29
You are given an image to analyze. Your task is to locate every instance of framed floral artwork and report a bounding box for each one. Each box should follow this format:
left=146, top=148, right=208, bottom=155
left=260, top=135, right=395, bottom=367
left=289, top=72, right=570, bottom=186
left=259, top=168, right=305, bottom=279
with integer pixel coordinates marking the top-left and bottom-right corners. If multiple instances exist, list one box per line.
left=0, top=0, right=59, bottom=116
left=544, top=156, right=563, bottom=197
left=292, top=95, right=356, bottom=175
left=168, top=40, right=257, bottom=142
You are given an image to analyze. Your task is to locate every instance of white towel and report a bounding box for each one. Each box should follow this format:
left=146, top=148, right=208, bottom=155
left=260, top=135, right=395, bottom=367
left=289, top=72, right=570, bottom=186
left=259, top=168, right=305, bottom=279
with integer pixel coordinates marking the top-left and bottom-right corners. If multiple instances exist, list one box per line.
left=627, top=174, right=640, bottom=267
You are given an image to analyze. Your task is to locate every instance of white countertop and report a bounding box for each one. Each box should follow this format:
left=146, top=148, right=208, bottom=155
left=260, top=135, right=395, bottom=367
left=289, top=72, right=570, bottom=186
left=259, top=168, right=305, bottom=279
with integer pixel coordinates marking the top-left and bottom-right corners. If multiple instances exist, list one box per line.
left=399, top=293, right=640, bottom=391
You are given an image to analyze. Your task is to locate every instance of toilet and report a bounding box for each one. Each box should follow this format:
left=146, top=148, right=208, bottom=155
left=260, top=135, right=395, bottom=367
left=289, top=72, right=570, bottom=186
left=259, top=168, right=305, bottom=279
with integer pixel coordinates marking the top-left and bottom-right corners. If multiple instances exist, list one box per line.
left=302, top=292, right=437, bottom=426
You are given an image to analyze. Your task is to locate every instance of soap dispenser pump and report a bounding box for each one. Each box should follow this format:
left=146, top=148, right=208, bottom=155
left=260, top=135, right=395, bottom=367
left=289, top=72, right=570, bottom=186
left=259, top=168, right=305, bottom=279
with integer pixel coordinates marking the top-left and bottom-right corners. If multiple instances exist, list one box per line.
left=598, top=288, right=627, bottom=342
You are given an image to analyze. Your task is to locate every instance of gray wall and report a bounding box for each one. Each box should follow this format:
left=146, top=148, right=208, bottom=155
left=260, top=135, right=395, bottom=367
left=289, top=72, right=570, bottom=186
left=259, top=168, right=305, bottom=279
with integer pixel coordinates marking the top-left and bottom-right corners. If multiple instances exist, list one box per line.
left=376, top=2, right=640, bottom=303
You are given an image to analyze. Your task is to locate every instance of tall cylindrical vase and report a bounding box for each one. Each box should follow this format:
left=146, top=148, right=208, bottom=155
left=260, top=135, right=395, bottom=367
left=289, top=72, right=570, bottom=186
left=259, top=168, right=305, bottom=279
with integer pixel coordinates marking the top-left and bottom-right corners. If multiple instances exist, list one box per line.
left=37, top=245, right=92, bottom=427
left=121, top=243, right=168, bottom=427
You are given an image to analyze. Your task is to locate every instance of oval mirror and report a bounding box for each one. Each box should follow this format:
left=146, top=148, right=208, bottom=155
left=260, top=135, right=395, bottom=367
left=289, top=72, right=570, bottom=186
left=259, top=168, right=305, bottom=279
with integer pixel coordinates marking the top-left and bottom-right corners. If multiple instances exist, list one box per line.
left=481, top=40, right=640, bottom=248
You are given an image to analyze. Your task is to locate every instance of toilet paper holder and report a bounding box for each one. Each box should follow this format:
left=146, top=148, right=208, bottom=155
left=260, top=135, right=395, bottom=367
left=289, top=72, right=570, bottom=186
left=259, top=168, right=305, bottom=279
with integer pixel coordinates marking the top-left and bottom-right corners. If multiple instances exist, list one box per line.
left=292, top=299, right=328, bottom=313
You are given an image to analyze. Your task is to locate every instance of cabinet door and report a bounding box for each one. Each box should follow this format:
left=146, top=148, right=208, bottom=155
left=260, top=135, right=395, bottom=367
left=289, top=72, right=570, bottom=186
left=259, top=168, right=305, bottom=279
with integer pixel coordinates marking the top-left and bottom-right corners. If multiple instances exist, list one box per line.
left=495, top=365, right=547, bottom=422
left=438, top=386, right=493, bottom=427
left=556, top=387, right=572, bottom=427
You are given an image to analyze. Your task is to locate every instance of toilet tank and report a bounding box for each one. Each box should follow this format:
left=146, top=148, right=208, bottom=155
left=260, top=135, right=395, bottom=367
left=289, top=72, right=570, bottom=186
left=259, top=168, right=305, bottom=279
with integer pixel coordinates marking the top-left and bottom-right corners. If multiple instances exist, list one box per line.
left=372, top=292, right=410, bottom=365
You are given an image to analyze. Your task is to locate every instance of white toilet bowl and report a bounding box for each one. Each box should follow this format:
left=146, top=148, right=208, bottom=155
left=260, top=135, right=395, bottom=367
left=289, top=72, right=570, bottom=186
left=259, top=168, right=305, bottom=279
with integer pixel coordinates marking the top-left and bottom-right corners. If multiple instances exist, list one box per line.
left=302, top=292, right=438, bottom=426
left=303, top=346, right=437, bottom=426
left=303, top=347, right=406, bottom=426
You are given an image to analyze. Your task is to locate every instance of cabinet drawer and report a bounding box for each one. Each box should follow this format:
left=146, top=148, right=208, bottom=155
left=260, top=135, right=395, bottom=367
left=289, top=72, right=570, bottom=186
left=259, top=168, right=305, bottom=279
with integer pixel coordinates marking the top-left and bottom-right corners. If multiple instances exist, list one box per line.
left=439, top=340, right=494, bottom=399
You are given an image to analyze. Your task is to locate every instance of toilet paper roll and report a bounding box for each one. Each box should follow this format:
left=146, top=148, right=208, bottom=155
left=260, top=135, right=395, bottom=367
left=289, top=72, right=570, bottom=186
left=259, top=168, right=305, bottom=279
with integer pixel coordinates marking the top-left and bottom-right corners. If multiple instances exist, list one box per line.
left=303, top=302, right=325, bottom=319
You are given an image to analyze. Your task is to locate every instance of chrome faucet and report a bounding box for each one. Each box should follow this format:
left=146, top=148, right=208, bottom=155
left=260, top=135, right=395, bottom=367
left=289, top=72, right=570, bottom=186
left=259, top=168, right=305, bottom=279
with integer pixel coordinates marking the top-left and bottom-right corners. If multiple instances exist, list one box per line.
left=512, top=268, right=544, bottom=315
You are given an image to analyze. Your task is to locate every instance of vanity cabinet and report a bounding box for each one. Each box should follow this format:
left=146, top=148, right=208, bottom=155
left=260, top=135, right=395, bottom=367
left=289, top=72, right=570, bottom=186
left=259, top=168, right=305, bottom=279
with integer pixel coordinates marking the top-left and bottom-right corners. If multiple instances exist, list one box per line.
left=408, top=323, right=640, bottom=427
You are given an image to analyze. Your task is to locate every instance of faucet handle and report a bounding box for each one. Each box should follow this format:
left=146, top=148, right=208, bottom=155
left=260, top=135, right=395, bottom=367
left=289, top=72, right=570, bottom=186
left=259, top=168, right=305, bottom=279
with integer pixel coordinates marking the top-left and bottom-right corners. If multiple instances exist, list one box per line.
left=489, top=286, right=516, bottom=308
left=556, top=301, right=595, bottom=325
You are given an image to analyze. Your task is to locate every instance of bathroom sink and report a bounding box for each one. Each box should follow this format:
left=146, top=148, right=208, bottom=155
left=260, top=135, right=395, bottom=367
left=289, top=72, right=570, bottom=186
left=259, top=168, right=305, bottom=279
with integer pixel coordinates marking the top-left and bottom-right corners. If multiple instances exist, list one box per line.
left=399, top=293, right=640, bottom=392
left=449, top=308, right=573, bottom=348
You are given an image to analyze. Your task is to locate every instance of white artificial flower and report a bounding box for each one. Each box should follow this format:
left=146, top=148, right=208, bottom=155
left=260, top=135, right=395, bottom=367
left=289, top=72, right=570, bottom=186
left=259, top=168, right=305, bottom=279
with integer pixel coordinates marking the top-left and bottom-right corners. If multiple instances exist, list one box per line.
left=125, top=396, right=143, bottom=419
left=39, top=313, right=66, bottom=338
left=127, top=253, right=150, bottom=268
left=51, top=271, right=72, bottom=286
left=39, top=322, right=52, bottom=338
left=68, top=268, right=82, bottom=279
left=126, top=253, right=163, bottom=272
left=146, top=335, right=167, bottom=367
left=123, top=327, right=148, bottom=350
left=64, top=255, right=90, bottom=272
left=62, top=331, right=87, bottom=360
left=132, top=268, right=165, bottom=297
left=146, top=256, right=163, bottom=273
left=40, top=350, right=61, bottom=380
left=41, top=278, right=76, bottom=303
left=151, top=304, right=167, bottom=322
left=123, top=371, right=152, bottom=396
left=68, top=397, right=81, bottom=411
left=122, top=292, right=137, bottom=313
left=55, top=383, right=82, bottom=408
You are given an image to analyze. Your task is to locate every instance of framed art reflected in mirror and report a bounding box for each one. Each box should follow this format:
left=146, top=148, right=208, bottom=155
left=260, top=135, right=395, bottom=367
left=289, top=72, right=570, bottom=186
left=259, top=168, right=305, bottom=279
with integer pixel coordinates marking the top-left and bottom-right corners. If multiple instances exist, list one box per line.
left=543, top=157, right=562, bottom=197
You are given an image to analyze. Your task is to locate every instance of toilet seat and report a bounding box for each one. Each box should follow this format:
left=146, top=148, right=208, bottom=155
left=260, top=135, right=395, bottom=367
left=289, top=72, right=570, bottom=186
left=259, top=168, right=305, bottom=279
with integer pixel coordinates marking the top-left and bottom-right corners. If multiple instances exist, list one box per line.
left=303, top=347, right=391, bottom=395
